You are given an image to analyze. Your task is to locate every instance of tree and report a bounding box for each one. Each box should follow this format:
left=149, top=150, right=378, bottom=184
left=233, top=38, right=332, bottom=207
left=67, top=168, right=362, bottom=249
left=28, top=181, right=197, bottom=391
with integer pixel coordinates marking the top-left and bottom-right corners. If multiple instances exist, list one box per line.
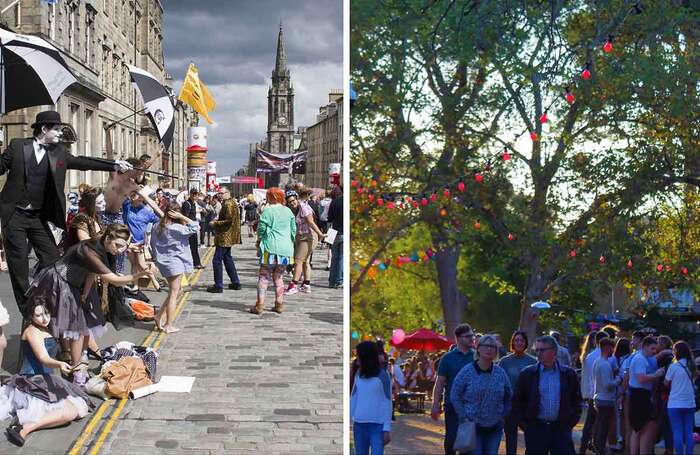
left=351, top=0, right=699, bottom=340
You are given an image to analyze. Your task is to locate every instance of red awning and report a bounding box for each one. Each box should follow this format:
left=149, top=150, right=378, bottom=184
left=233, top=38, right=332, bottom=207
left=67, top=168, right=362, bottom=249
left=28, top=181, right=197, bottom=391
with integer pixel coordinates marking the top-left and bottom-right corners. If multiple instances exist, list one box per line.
left=389, top=328, right=453, bottom=351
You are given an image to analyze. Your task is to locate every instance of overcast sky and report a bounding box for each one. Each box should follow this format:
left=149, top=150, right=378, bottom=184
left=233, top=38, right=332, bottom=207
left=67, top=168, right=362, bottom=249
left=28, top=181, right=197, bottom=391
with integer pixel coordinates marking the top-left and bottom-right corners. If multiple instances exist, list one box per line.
left=162, top=0, right=343, bottom=176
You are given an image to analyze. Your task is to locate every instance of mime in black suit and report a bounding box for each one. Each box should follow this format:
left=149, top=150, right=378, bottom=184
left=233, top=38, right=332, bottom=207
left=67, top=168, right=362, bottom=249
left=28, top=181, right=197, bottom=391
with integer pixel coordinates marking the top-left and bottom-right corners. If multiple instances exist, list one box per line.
left=0, top=111, right=133, bottom=316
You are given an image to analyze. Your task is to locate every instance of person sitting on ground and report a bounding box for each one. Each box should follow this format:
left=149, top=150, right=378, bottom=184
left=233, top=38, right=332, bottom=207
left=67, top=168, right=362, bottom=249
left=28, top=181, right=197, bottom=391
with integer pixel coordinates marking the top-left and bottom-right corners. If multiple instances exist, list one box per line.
left=24, top=224, right=153, bottom=384
left=150, top=202, right=198, bottom=334
left=0, top=301, right=95, bottom=447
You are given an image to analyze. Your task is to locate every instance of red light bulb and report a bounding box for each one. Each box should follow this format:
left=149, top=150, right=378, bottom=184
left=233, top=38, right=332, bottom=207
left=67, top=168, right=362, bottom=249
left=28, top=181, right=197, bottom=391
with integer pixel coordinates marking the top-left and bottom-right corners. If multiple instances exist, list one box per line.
left=565, top=91, right=575, bottom=105
left=539, top=113, right=548, bottom=123
left=457, top=181, right=465, bottom=192
left=582, top=68, right=591, bottom=80
left=502, top=151, right=511, bottom=161
left=474, top=173, right=483, bottom=183
left=603, top=40, right=613, bottom=53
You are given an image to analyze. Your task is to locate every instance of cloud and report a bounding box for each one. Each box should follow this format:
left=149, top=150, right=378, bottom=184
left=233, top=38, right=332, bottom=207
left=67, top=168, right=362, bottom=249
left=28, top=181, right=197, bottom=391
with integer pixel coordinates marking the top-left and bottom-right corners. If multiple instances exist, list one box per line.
left=163, top=1, right=343, bottom=175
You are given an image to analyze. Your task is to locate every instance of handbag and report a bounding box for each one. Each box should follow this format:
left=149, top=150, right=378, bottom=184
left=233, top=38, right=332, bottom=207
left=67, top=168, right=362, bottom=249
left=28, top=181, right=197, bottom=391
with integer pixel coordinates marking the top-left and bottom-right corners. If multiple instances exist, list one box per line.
left=453, top=364, right=493, bottom=453
left=679, top=362, right=700, bottom=411
left=102, top=357, right=153, bottom=399
left=453, top=419, right=477, bottom=453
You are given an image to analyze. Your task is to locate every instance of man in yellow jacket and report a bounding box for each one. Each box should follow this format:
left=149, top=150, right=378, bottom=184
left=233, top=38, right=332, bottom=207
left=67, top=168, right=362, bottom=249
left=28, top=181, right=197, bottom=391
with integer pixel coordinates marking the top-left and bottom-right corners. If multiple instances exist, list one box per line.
left=206, top=187, right=242, bottom=293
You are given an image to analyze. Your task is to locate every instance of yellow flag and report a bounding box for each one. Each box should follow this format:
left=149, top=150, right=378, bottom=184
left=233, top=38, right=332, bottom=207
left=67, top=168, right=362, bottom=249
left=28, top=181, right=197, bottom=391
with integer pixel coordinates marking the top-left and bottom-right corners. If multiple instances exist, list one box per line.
left=178, top=63, right=215, bottom=124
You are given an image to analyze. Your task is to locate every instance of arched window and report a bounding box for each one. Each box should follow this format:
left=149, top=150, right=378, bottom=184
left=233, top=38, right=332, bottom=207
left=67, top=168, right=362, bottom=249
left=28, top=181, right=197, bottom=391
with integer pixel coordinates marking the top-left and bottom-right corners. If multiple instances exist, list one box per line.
left=279, top=135, right=286, bottom=153
left=274, top=98, right=279, bottom=119
left=281, top=99, right=286, bottom=114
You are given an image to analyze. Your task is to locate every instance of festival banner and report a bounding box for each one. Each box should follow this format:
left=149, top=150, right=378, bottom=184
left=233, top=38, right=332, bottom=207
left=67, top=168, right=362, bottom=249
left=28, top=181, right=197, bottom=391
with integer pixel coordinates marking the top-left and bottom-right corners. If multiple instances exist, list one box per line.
left=255, top=147, right=307, bottom=174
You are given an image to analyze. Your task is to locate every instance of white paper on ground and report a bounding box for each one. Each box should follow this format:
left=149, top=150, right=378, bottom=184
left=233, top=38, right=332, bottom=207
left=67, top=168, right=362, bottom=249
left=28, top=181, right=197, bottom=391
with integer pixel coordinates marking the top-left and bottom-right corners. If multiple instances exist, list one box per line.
left=157, top=376, right=196, bottom=393
left=129, top=383, right=159, bottom=399
left=324, top=228, right=337, bottom=245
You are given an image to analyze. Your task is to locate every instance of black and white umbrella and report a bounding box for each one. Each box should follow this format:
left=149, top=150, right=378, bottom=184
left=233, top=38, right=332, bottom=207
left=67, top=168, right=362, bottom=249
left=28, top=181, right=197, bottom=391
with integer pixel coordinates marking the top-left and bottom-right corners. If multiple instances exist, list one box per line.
left=128, top=65, right=174, bottom=151
left=0, top=28, right=77, bottom=113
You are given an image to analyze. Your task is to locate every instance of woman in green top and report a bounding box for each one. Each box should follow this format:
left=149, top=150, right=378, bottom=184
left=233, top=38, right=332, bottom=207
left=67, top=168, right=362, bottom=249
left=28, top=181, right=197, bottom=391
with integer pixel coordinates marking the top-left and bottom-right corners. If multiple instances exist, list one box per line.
left=250, top=188, right=296, bottom=315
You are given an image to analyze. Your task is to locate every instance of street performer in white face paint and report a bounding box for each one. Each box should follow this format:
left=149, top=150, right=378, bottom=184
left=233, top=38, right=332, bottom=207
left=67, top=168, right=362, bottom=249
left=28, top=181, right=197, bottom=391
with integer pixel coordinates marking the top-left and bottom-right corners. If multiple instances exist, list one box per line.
left=99, top=150, right=159, bottom=274
left=0, top=111, right=134, bottom=316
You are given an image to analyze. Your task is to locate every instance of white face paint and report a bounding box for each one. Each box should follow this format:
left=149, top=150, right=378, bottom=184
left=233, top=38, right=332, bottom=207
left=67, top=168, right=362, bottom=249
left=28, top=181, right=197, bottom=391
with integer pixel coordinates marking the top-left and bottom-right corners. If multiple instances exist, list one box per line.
left=95, top=194, right=106, bottom=212
left=41, top=125, right=63, bottom=144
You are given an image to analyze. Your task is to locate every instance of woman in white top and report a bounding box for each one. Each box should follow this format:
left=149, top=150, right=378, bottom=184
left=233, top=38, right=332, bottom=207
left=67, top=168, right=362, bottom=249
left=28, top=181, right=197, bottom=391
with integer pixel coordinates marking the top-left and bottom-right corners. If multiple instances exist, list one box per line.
left=350, top=341, right=392, bottom=455
left=664, top=341, right=697, bottom=455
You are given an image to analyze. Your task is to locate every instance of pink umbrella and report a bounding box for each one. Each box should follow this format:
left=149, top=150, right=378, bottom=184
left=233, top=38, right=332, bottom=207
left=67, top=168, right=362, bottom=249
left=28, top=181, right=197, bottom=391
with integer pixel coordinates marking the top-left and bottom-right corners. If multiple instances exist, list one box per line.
left=389, top=328, right=453, bottom=352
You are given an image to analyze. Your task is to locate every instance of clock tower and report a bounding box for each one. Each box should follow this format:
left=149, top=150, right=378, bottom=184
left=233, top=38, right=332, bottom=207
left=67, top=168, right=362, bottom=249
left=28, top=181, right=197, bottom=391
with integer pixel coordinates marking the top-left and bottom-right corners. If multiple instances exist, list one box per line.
left=267, top=24, right=295, bottom=154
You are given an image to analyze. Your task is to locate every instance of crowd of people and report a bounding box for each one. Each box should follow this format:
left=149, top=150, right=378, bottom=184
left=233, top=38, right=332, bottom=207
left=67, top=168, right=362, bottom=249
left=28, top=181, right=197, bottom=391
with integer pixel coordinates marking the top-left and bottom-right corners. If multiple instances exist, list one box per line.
left=351, top=322, right=700, bottom=455
left=0, top=111, right=344, bottom=446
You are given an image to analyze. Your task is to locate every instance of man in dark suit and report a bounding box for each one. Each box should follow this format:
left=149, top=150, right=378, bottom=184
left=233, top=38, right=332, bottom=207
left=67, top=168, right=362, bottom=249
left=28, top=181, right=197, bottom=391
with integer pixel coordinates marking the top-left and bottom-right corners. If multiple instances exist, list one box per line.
left=511, top=335, right=582, bottom=455
left=181, top=188, right=203, bottom=269
left=0, top=111, right=134, bottom=315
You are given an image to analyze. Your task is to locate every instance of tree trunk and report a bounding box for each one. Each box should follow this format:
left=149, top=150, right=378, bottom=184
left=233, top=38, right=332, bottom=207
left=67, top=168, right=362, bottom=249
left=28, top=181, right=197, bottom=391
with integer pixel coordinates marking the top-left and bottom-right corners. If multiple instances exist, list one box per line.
left=434, top=246, right=469, bottom=337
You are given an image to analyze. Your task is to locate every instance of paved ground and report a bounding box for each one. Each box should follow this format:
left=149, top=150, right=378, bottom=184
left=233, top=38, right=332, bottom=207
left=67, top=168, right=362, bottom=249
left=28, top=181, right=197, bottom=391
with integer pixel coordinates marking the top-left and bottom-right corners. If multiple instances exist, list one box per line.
left=78, top=236, right=343, bottom=454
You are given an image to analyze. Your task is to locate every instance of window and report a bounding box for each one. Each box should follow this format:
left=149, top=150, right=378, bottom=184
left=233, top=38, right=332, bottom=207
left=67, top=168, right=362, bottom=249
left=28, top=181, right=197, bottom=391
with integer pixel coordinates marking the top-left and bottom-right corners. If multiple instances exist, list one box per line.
left=279, top=136, right=286, bottom=153
left=85, top=12, right=94, bottom=65
left=69, top=104, right=80, bottom=189
left=49, top=3, right=56, bottom=40
left=281, top=99, right=286, bottom=114
left=68, top=5, right=75, bottom=53
left=85, top=110, right=93, bottom=185
left=13, top=2, right=20, bottom=27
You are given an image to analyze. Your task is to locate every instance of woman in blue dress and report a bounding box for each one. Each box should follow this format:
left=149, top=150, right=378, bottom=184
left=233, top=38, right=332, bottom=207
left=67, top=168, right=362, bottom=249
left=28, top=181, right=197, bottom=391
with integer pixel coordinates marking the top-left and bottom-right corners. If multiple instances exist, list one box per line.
left=0, top=301, right=95, bottom=446
left=150, top=202, right=199, bottom=334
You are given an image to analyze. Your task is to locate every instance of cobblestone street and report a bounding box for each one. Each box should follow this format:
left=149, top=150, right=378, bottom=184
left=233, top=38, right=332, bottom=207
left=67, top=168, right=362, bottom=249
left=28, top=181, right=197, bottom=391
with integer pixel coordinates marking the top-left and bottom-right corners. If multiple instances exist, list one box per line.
left=0, top=236, right=342, bottom=454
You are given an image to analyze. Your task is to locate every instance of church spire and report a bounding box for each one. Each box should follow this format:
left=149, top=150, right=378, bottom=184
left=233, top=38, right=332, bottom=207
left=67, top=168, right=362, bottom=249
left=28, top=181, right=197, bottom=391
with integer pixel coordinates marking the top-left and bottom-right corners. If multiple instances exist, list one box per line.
left=274, top=22, right=288, bottom=76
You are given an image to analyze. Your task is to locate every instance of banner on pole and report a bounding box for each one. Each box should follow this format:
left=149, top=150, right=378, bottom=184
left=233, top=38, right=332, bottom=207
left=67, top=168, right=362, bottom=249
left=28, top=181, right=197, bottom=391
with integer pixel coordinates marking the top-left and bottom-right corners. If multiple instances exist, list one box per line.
left=255, top=147, right=307, bottom=174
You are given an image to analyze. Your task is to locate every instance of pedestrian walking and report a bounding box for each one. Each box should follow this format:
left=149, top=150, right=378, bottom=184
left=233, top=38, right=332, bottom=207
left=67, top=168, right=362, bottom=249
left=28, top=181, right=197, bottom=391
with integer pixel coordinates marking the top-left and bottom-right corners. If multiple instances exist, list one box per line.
left=430, top=323, right=475, bottom=455
left=327, top=185, right=343, bottom=288
left=350, top=341, right=392, bottom=455
left=498, top=330, right=537, bottom=455
left=592, top=337, right=619, bottom=455
left=181, top=188, right=204, bottom=269
left=579, top=330, right=605, bottom=454
left=550, top=331, right=572, bottom=367
left=511, top=335, right=582, bottom=455
left=243, top=194, right=259, bottom=238
left=284, top=190, right=326, bottom=295
left=150, top=203, right=199, bottom=334
left=664, top=340, right=696, bottom=455
left=628, top=336, right=665, bottom=455
left=250, top=188, right=295, bottom=315
left=611, top=337, right=632, bottom=451
left=206, top=187, right=242, bottom=293
left=450, top=334, right=512, bottom=455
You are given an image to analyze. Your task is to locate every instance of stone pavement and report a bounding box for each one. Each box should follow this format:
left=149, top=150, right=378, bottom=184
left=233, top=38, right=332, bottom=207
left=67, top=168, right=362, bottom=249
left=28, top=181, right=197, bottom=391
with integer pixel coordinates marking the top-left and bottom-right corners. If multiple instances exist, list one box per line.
left=78, top=236, right=343, bottom=454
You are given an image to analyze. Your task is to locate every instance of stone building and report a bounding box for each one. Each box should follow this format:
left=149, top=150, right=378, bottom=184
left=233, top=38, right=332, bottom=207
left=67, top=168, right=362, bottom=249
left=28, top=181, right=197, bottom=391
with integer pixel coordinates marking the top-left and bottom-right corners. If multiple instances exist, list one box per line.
left=0, top=0, right=197, bottom=192
left=267, top=24, right=294, bottom=155
left=304, top=91, right=343, bottom=190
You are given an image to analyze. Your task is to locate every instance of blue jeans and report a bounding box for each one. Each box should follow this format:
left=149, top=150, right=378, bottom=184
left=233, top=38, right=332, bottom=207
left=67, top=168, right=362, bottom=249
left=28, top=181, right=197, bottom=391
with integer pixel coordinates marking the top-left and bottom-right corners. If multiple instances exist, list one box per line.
left=668, top=407, right=695, bottom=455
left=329, top=234, right=343, bottom=286
left=213, top=246, right=240, bottom=289
left=353, top=422, right=384, bottom=455
left=474, top=424, right=504, bottom=455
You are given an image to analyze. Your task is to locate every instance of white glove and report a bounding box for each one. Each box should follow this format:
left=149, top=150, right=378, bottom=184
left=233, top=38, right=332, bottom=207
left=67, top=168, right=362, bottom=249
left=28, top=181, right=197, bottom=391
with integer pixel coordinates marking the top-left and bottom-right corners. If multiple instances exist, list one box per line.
left=115, top=160, right=134, bottom=173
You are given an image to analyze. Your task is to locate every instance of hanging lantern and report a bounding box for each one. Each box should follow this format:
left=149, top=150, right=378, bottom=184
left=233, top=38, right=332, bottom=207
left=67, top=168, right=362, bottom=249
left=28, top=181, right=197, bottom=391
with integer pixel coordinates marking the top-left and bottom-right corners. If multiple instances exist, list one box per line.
left=412, top=201, right=419, bottom=208
left=368, top=194, right=375, bottom=202
left=457, top=181, right=465, bottom=192
left=474, top=173, right=484, bottom=183
left=474, top=220, right=481, bottom=230
left=387, top=201, right=395, bottom=209
left=565, top=89, right=575, bottom=105
left=443, top=188, right=450, bottom=197
left=539, top=113, right=548, bottom=124
left=421, top=197, right=428, bottom=206
left=502, top=151, right=511, bottom=161
left=351, top=180, right=358, bottom=187
left=440, top=208, right=448, bottom=217
left=581, top=67, right=591, bottom=80
left=377, top=198, right=384, bottom=206
left=530, top=131, right=538, bottom=141
left=430, top=193, right=437, bottom=203
left=569, top=250, right=576, bottom=257
left=627, top=259, right=633, bottom=269
left=599, top=255, right=605, bottom=264
left=656, top=264, right=663, bottom=272
left=681, top=266, right=689, bottom=275
left=370, top=179, right=378, bottom=187
left=357, top=187, right=364, bottom=194
left=507, top=233, right=514, bottom=241
left=603, top=37, right=613, bottom=53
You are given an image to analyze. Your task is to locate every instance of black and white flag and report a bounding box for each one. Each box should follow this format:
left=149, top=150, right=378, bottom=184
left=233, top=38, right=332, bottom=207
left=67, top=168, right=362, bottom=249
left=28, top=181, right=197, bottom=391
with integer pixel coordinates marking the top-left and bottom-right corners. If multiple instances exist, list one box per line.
left=128, top=65, right=175, bottom=151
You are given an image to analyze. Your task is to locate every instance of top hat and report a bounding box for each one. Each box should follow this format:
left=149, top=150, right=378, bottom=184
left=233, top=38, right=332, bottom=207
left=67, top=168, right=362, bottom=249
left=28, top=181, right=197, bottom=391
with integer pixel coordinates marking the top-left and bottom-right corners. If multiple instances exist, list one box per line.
left=31, top=111, right=63, bottom=129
